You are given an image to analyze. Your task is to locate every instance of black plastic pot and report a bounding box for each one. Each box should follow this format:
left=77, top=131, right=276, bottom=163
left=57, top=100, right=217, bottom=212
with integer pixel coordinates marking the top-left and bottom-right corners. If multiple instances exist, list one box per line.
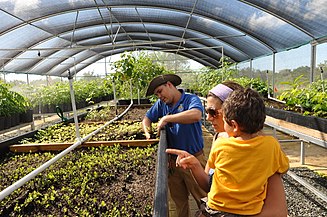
left=265, top=107, right=327, bottom=133
left=10, top=114, right=20, bottom=128
left=102, top=94, right=114, bottom=101
left=0, top=116, right=5, bottom=131
left=118, top=99, right=151, bottom=105
left=19, top=109, right=33, bottom=123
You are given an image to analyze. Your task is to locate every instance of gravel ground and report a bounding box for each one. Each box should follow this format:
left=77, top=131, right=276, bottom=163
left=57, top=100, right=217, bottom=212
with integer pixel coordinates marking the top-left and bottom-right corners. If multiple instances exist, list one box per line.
left=284, top=167, right=327, bottom=217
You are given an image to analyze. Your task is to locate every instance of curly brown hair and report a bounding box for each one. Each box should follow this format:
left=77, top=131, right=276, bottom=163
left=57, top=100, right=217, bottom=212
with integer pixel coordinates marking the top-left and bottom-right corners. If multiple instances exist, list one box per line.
left=222, top=88, right=266, bottom=134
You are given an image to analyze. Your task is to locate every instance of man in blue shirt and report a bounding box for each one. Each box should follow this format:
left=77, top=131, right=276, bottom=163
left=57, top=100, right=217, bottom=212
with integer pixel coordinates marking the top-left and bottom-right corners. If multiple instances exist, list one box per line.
left=142, top=74, right=207, bottom=217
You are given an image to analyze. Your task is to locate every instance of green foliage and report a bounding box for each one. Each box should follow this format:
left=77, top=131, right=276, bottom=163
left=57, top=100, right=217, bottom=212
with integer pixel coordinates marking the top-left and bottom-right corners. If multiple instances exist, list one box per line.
left=0, top=81, right=30, bottom=116
left=232, top=77, right=271, bottom=97
left=110, top=52, right=171, bottom=98
left=19, top=121, right=158, bottom=144
left=26, top=79, right=112, bottom=108
left=191, top=57, right=237, bottom=96
left=0, top=145, right=157, bottom=216
left=278, top=78, right=327, bottom=118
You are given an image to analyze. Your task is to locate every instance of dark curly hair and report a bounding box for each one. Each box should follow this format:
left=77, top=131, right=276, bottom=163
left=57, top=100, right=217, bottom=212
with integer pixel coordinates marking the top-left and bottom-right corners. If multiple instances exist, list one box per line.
left=222, top=88, right=266, bottom=134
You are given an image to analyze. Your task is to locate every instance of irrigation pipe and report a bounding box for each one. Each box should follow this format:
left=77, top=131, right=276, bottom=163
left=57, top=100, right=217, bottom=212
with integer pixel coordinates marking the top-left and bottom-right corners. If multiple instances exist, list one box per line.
left=0, top=102, right=133, bottom=201
left=287, top=171, right=327, bottom=204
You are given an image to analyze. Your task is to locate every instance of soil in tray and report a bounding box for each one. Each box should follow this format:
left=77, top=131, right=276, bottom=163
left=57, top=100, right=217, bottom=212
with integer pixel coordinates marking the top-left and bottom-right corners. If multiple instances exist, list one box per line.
left=0, top=145, right=157, bottom=216
left=18, top=121, right=158, bottom=144
left=84, top=106, right=150, bottom=122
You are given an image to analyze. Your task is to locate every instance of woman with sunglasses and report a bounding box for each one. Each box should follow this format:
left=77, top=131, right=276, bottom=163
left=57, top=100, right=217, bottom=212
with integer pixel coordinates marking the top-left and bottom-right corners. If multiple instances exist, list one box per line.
left=206, top=82, right=287, bottom=216
left=168, top=81, right=288, bottom=217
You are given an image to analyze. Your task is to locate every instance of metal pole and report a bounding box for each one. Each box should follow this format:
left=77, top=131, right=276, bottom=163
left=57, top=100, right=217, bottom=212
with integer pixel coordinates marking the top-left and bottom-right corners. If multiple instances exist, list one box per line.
left=320, top=67, right=325, bottom=92
left=250, top=59, right=253, bottom=78
left=105, top=57, right=107, bottom=76
left=266, top=70, right=270, bottom=97
left=272, top=53, right=276, bottom=97
left=300, top=140, right=305, bottom=165
left=310, top=41, right=317, bottom=83
left=112, top=77, right=117, bottom=115
left=130, top=79, right=133, bottom=104
left=68, top=70, right=81, bottom=141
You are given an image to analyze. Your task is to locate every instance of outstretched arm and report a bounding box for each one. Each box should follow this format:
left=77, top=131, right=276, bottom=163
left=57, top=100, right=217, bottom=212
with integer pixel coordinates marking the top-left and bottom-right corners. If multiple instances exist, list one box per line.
left=166, top=149, right=210, bottom=192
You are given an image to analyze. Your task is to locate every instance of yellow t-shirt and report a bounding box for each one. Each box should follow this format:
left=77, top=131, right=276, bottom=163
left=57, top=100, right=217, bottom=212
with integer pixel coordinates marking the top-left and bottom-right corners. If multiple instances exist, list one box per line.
left=207, top=135, right=289, bottom=215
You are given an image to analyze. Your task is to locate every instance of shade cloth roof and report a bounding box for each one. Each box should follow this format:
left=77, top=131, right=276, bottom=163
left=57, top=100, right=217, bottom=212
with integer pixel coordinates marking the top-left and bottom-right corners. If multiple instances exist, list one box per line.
left=0, top=0, right=326, bottom=77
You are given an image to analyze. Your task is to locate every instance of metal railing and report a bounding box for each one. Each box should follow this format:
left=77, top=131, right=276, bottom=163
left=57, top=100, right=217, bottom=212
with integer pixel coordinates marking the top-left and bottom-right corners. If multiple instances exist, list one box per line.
left=153, top=130, right=169, bottom=217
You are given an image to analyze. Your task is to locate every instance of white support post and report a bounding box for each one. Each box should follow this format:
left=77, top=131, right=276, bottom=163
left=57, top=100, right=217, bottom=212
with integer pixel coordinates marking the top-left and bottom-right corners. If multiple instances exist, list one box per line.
left=130, top=79, right=133, bottom=104
left=250, top=59, right=253, bottom=78
left=272, top=53, right=276, bottom=97
left=68, top=71, right=81, bottom=142
left=266, top=70, right=270, bottom=97
left=46, top=75, right=49, bottom=86
left=310, top=41, right=317, bottom=83
left=112, top=77, right=117, bottom=115
left=320, top=67, right=325, bottom=92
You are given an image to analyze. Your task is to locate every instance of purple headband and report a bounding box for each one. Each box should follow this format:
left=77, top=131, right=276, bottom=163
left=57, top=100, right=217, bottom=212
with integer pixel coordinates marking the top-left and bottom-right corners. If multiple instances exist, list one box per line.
left=209, top=84, right=233, bottom=102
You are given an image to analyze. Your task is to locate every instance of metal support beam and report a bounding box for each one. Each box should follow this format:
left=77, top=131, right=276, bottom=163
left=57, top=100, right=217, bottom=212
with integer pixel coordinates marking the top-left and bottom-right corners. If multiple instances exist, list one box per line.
left=310, top=41, right=317, bottom=83
left=68, top=70, right=81, bottom=141
left=264, top=120, right=327, bottom=149
left=250, top=59, right=253, bottom=78
left=272, top=52, right=276, bottom=97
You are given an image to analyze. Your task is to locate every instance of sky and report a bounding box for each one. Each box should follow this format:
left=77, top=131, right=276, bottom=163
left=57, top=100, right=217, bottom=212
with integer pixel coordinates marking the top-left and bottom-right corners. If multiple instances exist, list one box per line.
left=238, top=43, right=327, bottom=72
left=2, top=42, right=327, bottom=82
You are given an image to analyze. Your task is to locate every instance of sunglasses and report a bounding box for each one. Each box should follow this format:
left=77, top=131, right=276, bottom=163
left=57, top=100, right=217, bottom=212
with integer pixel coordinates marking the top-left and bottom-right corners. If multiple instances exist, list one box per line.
left=205, top=108, right=220, bottom=117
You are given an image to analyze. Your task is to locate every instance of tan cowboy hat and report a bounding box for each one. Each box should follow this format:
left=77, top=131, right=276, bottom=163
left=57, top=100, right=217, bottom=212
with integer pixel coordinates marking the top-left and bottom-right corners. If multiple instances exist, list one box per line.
left=146, top=74, right=182, bottom=96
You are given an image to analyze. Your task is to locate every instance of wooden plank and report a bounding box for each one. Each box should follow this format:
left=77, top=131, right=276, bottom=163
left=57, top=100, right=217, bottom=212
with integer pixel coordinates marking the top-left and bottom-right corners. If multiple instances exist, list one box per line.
left=266, top=116, right=327, bottom=141
left=9, top=139, right=159, bottom=153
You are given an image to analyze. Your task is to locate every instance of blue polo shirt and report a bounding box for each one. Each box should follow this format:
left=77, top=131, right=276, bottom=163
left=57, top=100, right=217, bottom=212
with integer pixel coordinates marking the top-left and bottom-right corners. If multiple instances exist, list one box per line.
left=146, top=91, right=204, bottom=154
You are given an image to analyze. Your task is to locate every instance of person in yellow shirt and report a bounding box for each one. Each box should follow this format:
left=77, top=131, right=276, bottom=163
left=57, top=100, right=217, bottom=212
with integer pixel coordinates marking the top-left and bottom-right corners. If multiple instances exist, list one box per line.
left=167, top=88, right=289, bottom=216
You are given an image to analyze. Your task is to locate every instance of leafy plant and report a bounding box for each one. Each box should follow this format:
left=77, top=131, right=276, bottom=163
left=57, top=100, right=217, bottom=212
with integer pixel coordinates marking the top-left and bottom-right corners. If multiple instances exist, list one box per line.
left=110, top=52, right=170, bottom=98
left=0, top=145, right=157, bottom=216
left=278, top=77, right=327, bottom=118
left=0, top=82, right=30, bottom=116
left=191, top=57, right=237, bottom=96
left=232, top=77, right=271, bottom=97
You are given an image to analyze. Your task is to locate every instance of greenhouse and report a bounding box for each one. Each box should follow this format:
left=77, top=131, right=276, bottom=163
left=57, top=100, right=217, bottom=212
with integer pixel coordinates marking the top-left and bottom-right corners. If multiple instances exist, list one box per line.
left=0, top=1, right=327, bottom=216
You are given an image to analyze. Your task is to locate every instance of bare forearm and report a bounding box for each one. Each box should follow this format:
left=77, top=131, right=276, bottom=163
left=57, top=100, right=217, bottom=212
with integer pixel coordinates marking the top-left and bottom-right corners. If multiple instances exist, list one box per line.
left=165, top=148, right=210, bottom=192
left=142, top=117, right=152, bottom=139
left=190, top=163, right=210, bottom=193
